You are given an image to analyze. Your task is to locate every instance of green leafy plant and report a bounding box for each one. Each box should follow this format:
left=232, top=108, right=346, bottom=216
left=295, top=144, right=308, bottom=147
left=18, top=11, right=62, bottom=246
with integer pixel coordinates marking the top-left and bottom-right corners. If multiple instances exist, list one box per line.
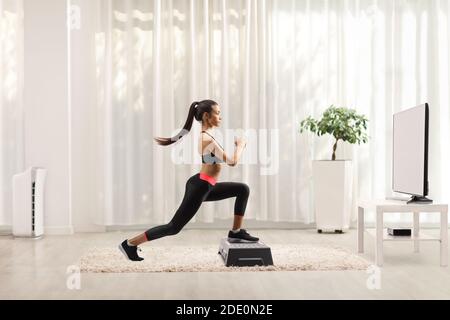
left=299, top=105, right=369, bottom=160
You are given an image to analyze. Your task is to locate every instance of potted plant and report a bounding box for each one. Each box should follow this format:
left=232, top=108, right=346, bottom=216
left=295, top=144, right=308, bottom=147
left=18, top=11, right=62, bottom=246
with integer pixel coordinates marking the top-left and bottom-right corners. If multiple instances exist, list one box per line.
left=300, top=105, right=369, bottom=233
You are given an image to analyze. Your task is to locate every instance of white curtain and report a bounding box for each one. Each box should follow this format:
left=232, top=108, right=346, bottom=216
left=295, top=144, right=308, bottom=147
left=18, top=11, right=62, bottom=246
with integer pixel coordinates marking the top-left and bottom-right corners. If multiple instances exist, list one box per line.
left=89, top=0, right=450, bottom=226
left=0, top=0, right=23, bottom=226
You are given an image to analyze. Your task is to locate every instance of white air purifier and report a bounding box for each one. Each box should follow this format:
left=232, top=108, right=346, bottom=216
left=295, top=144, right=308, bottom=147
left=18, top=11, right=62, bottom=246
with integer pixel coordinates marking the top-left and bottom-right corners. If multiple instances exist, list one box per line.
left=12, top=167, right=47, bottom=238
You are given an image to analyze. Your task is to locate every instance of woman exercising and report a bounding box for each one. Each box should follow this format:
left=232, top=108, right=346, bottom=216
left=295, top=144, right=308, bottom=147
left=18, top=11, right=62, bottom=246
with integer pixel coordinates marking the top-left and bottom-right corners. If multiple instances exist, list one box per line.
left=119, top=100, right=258, bottom=261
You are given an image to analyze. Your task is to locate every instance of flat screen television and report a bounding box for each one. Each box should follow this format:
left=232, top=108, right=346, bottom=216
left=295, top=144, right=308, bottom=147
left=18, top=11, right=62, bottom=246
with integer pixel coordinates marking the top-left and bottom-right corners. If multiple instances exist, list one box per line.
left=392, top=103, right=432, bottom=204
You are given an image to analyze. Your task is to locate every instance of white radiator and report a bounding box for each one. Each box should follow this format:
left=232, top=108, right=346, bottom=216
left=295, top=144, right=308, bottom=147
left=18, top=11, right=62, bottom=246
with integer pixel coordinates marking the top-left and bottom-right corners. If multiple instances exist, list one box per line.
left=12, top=167, right=47, bottom=238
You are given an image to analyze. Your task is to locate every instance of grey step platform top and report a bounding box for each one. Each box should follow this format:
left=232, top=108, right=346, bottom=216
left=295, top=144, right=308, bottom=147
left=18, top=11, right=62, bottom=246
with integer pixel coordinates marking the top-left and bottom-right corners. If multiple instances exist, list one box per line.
left=219, top=238, right=270, bottom=249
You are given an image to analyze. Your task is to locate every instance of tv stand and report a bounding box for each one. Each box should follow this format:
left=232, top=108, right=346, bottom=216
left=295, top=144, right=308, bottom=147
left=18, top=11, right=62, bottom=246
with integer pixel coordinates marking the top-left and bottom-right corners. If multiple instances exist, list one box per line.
left=358, top=199, right=448, bottom=267
left=407, top=195, right=433, bottom=204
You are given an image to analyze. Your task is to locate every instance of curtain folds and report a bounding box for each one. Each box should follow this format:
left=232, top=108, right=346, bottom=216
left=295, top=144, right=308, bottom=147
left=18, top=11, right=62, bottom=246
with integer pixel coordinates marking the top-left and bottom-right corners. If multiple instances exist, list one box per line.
left=0, top=0, right=23, bottom=226
left=88, top=0, right=450, bottom=226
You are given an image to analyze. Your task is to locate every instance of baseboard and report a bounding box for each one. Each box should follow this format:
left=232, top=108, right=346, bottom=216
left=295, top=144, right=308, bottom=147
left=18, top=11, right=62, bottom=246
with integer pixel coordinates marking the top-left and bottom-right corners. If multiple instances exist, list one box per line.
left=106, top=220, right=317, bottom=231
left=1, top=225, right=74, bottom=236
left=3, top=222, right=447, bottom=235
left=44, top=225, right=74, bottom=235
left=73, top=225, right=107, bottom=233
left=0, top=225, right=12, bottom=236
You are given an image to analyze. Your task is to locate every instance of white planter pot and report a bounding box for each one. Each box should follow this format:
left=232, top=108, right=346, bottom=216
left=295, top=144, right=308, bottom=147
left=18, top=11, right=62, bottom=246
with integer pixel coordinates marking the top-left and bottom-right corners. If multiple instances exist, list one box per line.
left=313, top=160, right=352, bottom=232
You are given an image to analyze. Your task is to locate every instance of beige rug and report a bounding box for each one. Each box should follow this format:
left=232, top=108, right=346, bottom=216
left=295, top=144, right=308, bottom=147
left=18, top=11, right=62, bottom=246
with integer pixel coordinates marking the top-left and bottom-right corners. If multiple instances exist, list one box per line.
left=78, top=244, right=370, bottom=273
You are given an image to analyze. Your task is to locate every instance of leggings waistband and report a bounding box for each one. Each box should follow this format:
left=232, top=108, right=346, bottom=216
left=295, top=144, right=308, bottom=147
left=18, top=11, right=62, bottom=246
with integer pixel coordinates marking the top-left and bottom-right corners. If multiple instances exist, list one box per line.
left=199, top=173, right=217, bottom=186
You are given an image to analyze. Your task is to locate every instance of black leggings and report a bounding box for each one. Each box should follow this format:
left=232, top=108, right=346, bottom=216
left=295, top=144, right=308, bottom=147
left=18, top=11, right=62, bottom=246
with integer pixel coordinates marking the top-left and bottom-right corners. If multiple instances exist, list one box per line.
left=144, top=173, right=250, bottom=241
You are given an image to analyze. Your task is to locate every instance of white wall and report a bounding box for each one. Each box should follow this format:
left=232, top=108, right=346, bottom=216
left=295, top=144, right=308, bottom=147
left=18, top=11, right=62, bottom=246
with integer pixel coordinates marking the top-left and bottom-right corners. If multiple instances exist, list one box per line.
left=23, top=0, right=72, bottom=234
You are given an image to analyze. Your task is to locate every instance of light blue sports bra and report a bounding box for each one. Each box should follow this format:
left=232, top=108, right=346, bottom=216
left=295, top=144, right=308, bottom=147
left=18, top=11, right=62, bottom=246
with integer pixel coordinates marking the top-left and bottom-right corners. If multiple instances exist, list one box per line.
left=201, top=131, right=224, bottom=164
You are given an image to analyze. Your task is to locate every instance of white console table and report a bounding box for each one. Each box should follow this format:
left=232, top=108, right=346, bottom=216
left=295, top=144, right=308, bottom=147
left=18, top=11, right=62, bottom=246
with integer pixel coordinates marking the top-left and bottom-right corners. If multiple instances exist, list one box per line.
left=358, top=199, right=448, bottom=267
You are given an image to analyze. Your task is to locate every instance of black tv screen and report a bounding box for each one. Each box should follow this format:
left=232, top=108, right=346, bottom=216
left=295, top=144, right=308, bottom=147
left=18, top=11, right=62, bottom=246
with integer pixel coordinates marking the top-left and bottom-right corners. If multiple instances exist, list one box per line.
left=392, top=103, right=430, bottom=201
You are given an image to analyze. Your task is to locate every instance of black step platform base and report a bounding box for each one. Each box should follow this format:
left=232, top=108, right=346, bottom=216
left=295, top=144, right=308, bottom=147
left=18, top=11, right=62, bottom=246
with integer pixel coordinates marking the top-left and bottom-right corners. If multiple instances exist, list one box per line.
left=218, top=238, right=274, bottom=267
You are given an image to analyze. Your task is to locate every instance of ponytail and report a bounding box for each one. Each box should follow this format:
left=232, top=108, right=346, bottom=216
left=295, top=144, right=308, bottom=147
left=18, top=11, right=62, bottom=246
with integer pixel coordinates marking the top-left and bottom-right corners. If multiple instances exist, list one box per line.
left=154, top=100, right=217, bottom=146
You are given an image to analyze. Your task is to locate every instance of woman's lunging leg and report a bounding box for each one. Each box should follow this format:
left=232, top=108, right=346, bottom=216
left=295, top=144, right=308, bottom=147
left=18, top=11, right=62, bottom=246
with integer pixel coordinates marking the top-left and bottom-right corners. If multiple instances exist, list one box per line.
left=204, top=182, right=257, bottom=242
left=126, top=178, right=210, bottom=247
left=204, top=182, right=250, bottom=215
left=128, top=233, right=147, bottom=246
left=232, top=215, right=244, bottom=230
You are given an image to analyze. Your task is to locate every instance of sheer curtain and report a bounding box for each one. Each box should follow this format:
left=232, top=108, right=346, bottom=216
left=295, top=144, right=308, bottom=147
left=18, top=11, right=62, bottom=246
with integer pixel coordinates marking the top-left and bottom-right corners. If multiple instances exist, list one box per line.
left=0, top=0, right=23, bottom=226
left=90, top=0, right=450, bottom=226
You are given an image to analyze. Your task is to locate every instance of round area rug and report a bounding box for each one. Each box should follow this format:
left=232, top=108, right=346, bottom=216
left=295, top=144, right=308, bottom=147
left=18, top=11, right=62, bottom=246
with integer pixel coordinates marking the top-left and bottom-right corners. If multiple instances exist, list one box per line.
left=78, top=244, right=370, bottom=273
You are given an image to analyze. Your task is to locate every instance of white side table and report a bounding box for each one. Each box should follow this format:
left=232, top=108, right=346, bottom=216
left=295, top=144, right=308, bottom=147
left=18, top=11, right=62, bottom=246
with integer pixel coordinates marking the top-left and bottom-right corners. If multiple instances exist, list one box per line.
left=357, top=199, right=448, bottom=267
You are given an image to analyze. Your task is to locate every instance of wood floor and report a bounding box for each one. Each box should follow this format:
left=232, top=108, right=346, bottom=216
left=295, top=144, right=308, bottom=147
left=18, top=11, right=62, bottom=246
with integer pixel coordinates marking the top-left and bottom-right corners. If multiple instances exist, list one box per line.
left=1, top=229, right=450, bottom=299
